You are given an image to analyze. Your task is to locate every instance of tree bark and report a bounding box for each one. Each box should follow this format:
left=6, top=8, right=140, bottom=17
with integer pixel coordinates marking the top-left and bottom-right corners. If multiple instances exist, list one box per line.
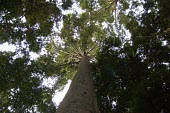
left=56, top=55, right=100, bottom=113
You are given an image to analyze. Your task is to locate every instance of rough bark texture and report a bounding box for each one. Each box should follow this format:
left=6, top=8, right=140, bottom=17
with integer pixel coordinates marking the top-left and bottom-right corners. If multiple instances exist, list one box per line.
left=56, top=55, right=100, bottom=113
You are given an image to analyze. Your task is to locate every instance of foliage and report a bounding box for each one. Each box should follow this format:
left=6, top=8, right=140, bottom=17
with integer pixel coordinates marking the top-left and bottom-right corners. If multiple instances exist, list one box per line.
left=1, top=0, right=170, bottom=113
left=0, top=0, right=73, bottom=112
left=93, top=0, right=170, bottom=113
left=0, top=0, right=62, bottom=52
left=0, top=52, right=57, bottom=112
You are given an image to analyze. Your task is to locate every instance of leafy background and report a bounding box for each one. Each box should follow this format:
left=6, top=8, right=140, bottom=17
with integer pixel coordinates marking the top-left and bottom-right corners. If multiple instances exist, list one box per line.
left=0, top=0, right=170, bottom=113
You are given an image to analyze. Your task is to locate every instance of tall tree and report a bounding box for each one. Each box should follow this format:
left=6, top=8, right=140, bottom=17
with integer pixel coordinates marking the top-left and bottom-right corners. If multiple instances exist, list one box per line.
left=0, top=0, right=117, bottom=112
left=54, top=0, right=119, bottom=112
left=2, top=0, right=169, bottom=113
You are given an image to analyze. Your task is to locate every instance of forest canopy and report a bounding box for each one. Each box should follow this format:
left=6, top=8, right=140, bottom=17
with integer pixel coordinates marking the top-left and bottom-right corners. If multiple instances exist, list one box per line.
left=0, top=0, right=170, bottom=113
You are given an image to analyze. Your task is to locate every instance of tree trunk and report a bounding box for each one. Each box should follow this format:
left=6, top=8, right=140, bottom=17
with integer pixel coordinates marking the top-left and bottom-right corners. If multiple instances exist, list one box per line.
left=56, top=55, right=100, bottom=113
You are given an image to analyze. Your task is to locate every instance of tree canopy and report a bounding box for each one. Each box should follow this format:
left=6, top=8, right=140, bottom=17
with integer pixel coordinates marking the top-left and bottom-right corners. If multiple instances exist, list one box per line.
left=0, top=0, right=170, bottom=113
left=0, top=0, right=72, bottom=112
left=93, top=0, right=170, bottom=113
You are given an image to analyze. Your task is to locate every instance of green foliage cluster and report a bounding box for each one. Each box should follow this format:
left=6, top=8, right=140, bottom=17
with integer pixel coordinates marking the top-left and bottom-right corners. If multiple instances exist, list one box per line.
left=0, top=0, right=61, bottom=52
left=93, top=0, right=170, bottom=113
left=0, top=0, right=73, bottom=112
left=0, top=52, right=58, bottom=112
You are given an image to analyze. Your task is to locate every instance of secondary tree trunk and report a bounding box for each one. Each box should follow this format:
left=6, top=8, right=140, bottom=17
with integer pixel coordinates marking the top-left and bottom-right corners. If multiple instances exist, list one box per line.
left=56, top=55, right=100, bottom=113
